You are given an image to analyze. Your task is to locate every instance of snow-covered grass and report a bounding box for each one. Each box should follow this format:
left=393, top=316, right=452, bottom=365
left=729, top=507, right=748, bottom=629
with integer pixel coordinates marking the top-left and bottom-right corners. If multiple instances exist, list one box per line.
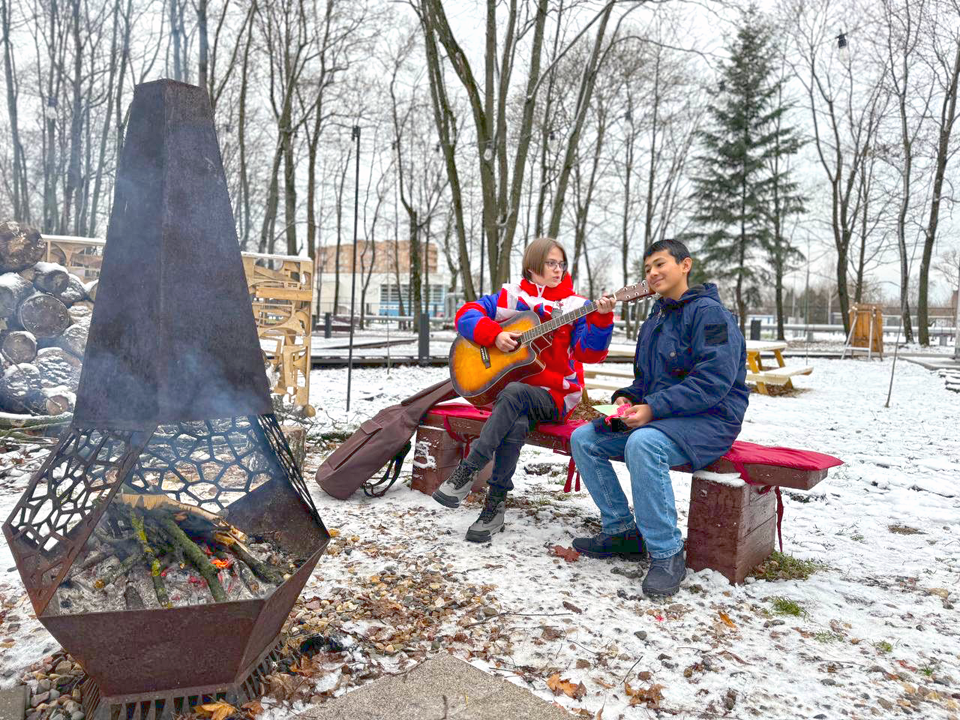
left=2, top=357, right=959, bottom=719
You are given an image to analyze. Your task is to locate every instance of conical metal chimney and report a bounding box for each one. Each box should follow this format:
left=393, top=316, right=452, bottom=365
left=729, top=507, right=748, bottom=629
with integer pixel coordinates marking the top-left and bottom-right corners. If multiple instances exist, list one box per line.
left=3, top=80, right=329, bottom=720
left=75, top=79, right=271, bottom=428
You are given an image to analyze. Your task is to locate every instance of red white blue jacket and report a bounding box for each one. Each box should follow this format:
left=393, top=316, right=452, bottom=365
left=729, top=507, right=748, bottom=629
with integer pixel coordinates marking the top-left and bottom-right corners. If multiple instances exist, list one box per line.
left=455, top=274, right=614, bottom=417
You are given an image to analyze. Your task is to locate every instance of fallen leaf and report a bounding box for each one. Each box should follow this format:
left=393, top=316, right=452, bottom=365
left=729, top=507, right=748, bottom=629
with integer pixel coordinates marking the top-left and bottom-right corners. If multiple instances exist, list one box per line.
left=541, top=626, right=564, bottom=641
left=627, top=684, right=664, bottom=708
left=575, top=659, right=591, bottom=670
left=594, top=677, right=614, bottom=689
left=198, top=701, right=237, bottom=720
left=718, top=611, right=736, bottom=629
left=563, top=601, right=583, bottom=614
left=241, top=700, right=263, bottom=716
left=550, top=545, right=580, bottom=563
left=546, top=672, right=586, bottom=699
left=637, top=671, right=653, bottom=681
left=328, top=529, right=340, bottom=537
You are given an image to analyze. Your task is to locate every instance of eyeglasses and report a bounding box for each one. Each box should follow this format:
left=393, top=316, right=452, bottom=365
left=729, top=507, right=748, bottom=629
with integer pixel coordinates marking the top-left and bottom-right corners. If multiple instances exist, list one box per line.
left=544, top=260, right=567, bottom=271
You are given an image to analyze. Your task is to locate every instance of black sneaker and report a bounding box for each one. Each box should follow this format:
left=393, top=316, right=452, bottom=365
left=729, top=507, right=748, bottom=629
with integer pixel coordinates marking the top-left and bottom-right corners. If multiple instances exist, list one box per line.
left=572, top=529, right=646, bottom=560
left=432, top=463, right=478, bottom=508
left=465, top=488, right=507, bottom=543
left=642, top=549, right=686, bottom=597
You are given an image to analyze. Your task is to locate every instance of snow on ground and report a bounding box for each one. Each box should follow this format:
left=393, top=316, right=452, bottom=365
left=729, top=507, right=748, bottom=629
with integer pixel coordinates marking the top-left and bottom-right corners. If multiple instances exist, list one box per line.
left=2, top=357, right=959, bottom=719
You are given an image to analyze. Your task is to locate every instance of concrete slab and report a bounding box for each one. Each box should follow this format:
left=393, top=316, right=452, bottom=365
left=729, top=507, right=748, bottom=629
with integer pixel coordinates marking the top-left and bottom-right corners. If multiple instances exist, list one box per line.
left=300, top=654, right=573, bottom=720
left=0, top=686, right=27, bottom=720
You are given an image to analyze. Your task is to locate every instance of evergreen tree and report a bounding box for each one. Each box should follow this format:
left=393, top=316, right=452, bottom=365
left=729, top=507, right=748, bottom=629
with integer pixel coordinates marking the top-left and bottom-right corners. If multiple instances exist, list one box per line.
left=688, top=6, right=805, bottom=333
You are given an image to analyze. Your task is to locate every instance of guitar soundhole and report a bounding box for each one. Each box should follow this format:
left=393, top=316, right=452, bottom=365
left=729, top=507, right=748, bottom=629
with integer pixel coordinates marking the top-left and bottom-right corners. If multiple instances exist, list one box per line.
left=480, top=346, right=491, bottom=368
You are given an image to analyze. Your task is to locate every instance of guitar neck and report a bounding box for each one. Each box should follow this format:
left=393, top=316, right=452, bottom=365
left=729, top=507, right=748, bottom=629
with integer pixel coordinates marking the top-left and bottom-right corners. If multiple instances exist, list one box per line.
left=519, top=302, right=596, bottom=344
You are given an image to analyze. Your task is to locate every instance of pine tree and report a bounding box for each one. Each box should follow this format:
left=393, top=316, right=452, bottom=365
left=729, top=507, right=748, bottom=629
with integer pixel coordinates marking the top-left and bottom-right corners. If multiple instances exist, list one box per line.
left=688, top=6, right=805, bottom=334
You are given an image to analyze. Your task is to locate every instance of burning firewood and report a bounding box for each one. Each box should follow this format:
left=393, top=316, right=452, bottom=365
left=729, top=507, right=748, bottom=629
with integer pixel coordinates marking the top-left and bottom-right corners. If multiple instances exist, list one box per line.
left=57, top=487, right=299, bottom=614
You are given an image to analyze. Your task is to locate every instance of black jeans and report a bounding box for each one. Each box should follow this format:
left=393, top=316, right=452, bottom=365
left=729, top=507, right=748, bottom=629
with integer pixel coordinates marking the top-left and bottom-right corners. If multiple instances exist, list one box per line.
left=464, top=382, right=559, bottom=492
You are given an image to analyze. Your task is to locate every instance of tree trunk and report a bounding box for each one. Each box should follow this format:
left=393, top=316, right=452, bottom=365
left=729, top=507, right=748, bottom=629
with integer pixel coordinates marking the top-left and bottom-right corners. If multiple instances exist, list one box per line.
left=170, top=0, right=183, bottom=81
left=197, top=0, right=208, bottom=95
left=409, top=211, right=421, bottom=332
left=282, top=125, right=297, bottom=255
left=546, top=5, right=613, bottom=240
left=1, top=0, right=29, bottom=224
left=918, top=39, right=960, bottom=345
left=61, top=0, right=84, bottom=234
left=237, top=9, right=254, bottom=249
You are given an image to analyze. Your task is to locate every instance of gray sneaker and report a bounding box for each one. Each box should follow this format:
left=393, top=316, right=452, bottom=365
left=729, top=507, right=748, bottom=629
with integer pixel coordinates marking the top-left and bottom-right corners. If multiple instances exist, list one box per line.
left=465, top=489, right=507, bottom=543
left=432, top=463, right=478, bottom=508
left=641, top=549, right=686, bottom=597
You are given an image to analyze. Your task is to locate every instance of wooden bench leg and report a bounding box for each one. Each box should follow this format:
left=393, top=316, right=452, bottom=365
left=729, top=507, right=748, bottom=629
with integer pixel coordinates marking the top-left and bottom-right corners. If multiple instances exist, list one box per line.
left=686, top=475, right=776, bottom=584
left=410, top=424, right=490, bottom=496
left=773, top=349, right=795, bottom=390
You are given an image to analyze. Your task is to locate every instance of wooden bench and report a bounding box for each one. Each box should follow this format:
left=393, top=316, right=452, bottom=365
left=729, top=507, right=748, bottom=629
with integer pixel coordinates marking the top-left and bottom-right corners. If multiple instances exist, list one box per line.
left=582, top=341, right=815, bottom=397
left=746, top=340, right=812, bottom=395
left=411, top=402, right=840, bottom=584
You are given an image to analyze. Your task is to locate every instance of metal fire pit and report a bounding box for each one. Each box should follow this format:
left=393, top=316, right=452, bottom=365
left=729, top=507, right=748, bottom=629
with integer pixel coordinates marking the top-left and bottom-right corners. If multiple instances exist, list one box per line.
left=2, top=80, right=329, bottom=720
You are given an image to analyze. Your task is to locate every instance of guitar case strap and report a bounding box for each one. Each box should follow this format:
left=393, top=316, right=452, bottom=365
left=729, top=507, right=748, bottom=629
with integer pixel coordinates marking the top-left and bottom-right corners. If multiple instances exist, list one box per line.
left=362, top=441, right=412, bottom=498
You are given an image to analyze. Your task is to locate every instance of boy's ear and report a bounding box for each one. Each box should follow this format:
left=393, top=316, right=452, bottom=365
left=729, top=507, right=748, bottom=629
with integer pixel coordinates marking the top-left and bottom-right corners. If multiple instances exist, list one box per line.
left=680, top=257, right=693, bottom=275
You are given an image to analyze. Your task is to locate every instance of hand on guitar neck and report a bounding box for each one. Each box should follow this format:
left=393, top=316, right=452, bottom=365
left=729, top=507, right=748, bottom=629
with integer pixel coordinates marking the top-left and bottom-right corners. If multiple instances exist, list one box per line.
left=450, top=280, right=654, bottom=406
left=496, top=294, right=617, bottom=353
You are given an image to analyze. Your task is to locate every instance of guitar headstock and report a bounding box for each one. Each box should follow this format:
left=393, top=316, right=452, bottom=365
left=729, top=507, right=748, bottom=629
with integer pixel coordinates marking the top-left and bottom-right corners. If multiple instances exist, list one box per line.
left=614, top=280, right=655, bottom=303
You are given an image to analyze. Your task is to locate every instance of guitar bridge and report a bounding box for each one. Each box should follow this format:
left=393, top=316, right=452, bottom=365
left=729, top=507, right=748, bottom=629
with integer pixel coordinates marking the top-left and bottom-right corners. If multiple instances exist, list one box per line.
left=480, top=346, right=491, bottom=368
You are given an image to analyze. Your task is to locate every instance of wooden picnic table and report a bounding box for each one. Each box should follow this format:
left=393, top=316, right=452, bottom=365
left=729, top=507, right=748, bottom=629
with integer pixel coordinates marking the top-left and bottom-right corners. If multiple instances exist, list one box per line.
left=745, top=340, right=812, bottom=395
left=582, top=340, right=813, bottom=396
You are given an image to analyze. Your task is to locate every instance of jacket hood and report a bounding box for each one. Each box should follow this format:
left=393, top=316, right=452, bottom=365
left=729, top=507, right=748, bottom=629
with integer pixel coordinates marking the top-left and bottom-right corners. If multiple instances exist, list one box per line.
left=658, top=282, right=721, bottom=309
left=519, top=272, right=576, bottom=301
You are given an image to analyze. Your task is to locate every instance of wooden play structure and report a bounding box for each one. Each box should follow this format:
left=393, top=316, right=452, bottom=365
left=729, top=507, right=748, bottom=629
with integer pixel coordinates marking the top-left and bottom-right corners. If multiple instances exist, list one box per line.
left=842, top=303, right=884, bottom=359
left=242, top=252, right=315, bottom=414
left=41, top=236, right=315, bottom=412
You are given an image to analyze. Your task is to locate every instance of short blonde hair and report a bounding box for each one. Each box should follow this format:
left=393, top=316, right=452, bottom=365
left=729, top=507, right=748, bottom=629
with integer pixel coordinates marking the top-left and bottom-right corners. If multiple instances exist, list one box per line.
left=522, top=237, right=567, bottom=281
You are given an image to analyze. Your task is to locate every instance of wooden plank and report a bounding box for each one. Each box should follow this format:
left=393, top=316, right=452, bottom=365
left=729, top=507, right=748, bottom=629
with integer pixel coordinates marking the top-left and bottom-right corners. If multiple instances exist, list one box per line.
left=745, top=340, right=788, bottom=353
left=701, top=457, right=829, bottom=490
left=746, top=373, right=791, bottom=386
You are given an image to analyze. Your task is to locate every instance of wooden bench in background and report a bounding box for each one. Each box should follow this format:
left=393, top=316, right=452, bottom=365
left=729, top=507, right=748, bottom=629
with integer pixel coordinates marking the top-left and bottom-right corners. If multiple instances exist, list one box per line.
left=745, top=340, right=812, bottom=395
left=411, top=403, right=840, bottom=584
left=582, top=341, right=814, bottom=398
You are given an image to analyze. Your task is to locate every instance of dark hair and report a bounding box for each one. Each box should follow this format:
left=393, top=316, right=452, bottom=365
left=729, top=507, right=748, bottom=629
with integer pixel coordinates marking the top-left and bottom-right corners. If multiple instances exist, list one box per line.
left=642, top=238, right=691, bottom=264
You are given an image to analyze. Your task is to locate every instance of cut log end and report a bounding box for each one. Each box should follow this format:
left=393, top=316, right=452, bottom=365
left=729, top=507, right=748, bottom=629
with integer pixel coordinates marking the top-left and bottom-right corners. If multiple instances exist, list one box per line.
left=0, top=221, right=44, bottom=273
left=1, top=331, right=37, bottom=364
left=18, top=293, right=70, bottom=339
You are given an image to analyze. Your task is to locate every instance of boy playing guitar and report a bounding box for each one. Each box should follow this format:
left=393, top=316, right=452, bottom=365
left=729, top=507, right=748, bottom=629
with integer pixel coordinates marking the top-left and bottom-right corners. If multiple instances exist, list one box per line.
left=432, top=237, right=616, bottom=542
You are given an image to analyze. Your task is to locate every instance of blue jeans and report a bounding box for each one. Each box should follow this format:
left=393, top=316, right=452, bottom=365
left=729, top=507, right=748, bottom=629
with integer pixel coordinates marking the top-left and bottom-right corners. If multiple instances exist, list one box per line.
left=570, top=423, right=689, bottom=559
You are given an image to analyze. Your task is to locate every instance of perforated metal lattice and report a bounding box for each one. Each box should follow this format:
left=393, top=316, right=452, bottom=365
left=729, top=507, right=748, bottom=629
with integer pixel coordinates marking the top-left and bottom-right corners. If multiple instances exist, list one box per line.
left=126, top=417, right=272, bottom=513
left=4, top=426, right=147, bottom=605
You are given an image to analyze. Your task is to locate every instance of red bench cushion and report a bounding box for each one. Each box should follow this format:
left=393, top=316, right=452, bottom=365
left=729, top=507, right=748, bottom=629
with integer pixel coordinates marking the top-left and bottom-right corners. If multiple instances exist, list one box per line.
left=428, top=402, right=843, bottom=477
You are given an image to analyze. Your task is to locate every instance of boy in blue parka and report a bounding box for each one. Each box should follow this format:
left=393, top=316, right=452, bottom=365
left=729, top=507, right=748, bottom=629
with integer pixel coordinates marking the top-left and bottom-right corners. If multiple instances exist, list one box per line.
left=570, top=239, right=749, bottom=597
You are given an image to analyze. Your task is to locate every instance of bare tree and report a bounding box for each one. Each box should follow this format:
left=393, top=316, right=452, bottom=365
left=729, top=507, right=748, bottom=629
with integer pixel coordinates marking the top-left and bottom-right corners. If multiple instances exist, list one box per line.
left=1, top=0, right=29, bottom=222
left=916, top=0, right=960, bottom=344
left=786, top=0, right=891, bottom=335
left=877, top=0, right=935, bottom=343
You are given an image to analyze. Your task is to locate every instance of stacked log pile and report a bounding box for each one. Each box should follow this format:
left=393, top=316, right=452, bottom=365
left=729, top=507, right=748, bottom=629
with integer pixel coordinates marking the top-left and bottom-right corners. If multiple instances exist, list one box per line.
left=0, top=221, right=96, bottom=416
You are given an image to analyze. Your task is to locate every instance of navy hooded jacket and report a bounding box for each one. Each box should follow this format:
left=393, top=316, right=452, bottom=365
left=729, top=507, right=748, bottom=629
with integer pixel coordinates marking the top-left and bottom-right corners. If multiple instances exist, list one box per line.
left=610, top=283, right=749, bottom=470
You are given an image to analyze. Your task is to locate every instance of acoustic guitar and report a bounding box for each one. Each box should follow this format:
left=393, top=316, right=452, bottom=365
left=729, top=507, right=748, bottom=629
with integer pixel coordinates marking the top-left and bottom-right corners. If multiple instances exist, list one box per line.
left=449, top=281, right=655, bottom=406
